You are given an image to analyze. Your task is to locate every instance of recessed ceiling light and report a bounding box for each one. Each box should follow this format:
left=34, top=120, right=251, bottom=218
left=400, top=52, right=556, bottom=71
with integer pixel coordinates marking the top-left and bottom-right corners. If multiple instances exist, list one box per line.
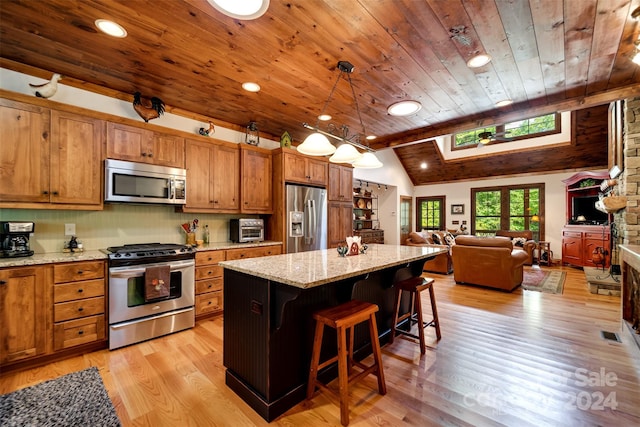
left=495, top=99, right=513, bottom=107
left=420, top=162, right=428, bottom=169
left=242, top=82, right=261, bottom=92
left=95, top=19, right=127, bottom=38
left=207, top=0, right=269, bottom=20
left=366, top=135, right=376, bottom=140
left=467, top=53, right=492, bottom=68
left=318, top=114, right=332, bottom=121
left=387, top=100, right=422, bottom=116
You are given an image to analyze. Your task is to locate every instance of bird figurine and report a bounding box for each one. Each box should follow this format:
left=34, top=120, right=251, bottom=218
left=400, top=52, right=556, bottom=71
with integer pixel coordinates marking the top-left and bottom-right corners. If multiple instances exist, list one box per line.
left=199, top=121, right=215, bottom=136
left=132, top=91, right=165, bottom=122
left=29, top=73, right=62, bottom=98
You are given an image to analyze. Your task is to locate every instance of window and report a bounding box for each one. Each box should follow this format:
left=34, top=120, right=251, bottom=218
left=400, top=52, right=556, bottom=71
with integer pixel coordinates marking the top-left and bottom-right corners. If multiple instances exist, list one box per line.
left=471, top=184, right=544, bottom=240
left=416, top=196, right=445, bottom=231
left=453, top=113, right=560, bottom=150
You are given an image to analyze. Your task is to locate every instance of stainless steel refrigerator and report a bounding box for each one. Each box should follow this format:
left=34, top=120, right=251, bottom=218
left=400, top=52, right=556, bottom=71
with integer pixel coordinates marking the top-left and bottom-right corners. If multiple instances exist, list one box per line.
left=286, top=184, right=327, bottom=253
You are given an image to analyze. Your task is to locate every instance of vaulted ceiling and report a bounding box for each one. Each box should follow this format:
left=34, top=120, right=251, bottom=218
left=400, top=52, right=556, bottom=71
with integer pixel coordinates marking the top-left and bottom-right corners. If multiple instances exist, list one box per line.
left=1, top=0, right=640, bottom=184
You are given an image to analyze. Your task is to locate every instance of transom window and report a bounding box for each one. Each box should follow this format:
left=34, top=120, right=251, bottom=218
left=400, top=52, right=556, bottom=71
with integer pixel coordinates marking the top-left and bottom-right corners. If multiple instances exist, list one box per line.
left=471, top=184, right=544, bottom=241
left=453, top=113, right=560, bottom=150
left=416, top=196, right=445, bottom=231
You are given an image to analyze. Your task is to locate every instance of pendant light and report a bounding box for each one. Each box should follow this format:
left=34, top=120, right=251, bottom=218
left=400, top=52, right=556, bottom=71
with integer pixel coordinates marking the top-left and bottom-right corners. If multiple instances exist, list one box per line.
left=352, top=152, right=383, bottom=169
left=299, top=61, right=382, bottom=168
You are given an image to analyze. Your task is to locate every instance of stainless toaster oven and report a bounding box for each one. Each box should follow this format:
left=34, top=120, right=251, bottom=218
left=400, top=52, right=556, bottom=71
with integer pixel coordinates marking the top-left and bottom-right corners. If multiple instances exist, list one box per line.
left=230, top=219, right=264, bottom=243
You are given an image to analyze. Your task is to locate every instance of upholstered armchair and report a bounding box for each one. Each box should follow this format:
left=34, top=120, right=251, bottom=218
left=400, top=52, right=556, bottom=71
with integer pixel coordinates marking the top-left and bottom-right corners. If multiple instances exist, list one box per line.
left=452, top=235, right=529, bottom=292
left=495, top=230, right=536, bottom=265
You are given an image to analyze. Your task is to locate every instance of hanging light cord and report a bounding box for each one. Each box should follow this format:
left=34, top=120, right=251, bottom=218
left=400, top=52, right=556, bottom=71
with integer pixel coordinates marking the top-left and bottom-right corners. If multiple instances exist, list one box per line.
left=315, top=69, right=344, bottom=129
left=346, top=72, right=367, bottom=138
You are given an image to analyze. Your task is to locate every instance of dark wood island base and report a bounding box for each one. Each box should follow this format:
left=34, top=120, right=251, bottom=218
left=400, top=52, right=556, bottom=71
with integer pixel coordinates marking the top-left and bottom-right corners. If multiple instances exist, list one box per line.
left=220, top=245, right=442, bottom=421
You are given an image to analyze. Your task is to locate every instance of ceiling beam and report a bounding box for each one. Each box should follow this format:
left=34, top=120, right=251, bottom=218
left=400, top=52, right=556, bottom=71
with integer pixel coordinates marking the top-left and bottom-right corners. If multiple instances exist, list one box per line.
left=370, top=83, right=640, bottom=149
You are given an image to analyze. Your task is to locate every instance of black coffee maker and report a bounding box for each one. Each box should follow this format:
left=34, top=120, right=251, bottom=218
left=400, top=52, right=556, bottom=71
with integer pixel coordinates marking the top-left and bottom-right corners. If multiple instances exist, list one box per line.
left=1, top=221, right=35, bottom=258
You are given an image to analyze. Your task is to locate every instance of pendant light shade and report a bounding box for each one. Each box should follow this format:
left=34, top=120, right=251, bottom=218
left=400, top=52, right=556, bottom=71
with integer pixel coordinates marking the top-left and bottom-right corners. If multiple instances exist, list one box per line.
left=329, top=143, right=361, bottom=164
left=352, top=152, right=383, bottom=169
left=297, top=132, right=336, bottom=156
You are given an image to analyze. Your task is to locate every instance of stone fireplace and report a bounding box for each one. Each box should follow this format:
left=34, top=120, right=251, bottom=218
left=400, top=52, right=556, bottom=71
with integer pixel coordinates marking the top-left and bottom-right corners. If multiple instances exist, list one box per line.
left=615, top=96, right=640, bottom=350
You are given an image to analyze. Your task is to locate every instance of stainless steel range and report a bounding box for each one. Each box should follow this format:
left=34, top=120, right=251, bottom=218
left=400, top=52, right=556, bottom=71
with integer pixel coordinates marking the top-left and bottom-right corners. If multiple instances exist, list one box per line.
left=105, top=243, right=196, bottom=350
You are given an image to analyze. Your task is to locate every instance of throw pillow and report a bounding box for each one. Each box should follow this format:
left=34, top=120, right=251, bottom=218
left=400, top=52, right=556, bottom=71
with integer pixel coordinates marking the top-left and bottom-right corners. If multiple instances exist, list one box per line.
left=513, top=237, right=526, bottom=247
left=431, top=233, right=442, bottom=245
left=444, top=232, right=456, bottom=246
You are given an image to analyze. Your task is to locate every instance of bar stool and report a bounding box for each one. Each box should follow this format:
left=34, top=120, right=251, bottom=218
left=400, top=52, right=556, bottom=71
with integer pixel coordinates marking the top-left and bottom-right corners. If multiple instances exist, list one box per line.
left=307, top=299, right=387, bottom=426
left=389, top=276, right=441, bottom=354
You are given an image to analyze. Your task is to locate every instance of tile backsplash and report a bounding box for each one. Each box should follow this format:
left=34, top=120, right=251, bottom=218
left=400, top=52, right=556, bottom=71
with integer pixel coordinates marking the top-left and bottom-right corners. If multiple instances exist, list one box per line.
left=0, top=204, right=254, bottom=253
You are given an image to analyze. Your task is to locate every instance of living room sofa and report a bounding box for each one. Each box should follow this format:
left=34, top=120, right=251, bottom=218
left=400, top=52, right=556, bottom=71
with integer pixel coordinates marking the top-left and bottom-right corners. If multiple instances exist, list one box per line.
left=405, top=231, right=453, bottom=274
left=452, top=235, right=529, bottom=292
left=495, top=230, right=536, bottom=265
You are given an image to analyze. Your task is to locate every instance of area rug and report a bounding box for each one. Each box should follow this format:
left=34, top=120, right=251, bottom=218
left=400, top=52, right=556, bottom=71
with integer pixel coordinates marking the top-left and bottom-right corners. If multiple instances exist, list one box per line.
left=522, top=266, right=565, bottom=294
left=0, top=367, right=120, bottom=427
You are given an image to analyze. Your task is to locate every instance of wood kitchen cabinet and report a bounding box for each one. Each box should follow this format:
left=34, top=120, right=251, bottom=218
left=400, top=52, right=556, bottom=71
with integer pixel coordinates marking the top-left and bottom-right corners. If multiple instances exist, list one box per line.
left=0, top=266, right=50, bottom=365
left=328, top=163, right=353, bottom=202
left=184, top=138, right=240, bottom=212
left=0, top=99, right=103, bottom=210
left=283, top=151, right=328, bottom=186
left=327, top=164, right=354, bottom=248
left=52, top=261, right=106, bottom=351
left=240, top=145, right=273, bottom=214
left=225, top=244, right=282, bottom=260
left=107, top=122, right=185, bottom=168
left=328, top=201, right=353, bottom=248
left=195, top=250, right=225, bottom=319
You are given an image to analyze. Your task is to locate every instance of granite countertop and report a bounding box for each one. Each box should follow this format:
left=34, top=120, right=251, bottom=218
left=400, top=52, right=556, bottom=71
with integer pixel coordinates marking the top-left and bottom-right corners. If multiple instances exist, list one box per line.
left=0, top=250, right=108, bottom=268
left=0, top=241, right=283, bottom=268
left=219, top=244, right=446, bottom=289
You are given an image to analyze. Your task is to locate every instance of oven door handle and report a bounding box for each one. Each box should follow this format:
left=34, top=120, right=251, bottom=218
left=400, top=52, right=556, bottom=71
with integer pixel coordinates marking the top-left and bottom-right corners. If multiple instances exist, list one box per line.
left=110, top=307, right=194, bottom=329
left=109, top=259, right=195, bottom=277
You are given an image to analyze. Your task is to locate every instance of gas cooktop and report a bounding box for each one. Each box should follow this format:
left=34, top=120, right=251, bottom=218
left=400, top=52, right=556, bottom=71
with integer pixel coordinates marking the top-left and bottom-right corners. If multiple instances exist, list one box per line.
left=104, top=243, right=195, bottom=265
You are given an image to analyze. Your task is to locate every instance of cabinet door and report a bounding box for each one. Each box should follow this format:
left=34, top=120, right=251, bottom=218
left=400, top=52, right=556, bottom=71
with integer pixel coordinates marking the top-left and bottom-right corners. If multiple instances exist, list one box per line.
left=0, top=266, right=49, bottom=364
left=49, top=110, right=103, bottom=206
left=328, top=164, right=342, bottom=201
left=106, top=122, right=152, bottom=163
left=241, top=147, right=272, bottom=213
left=328, top=201, right=352, bottom=248
left=329, top=164, right=352, bottom=201
left=185, top=139, right=215, bottom=209
left=213, top=144, right=240, bottom=211
left=283, top=152, right=308, bottom=183
left=0, top=99, right=50, bottom=203
left=307, top=158, right=328, bottom=186
left=339, top=166, right=353, bottom=199
left=583, top=233, right=610, bottom=267
left=150, top=133, right=185, bottom=168
left=562, top=232, right=582, bottom=265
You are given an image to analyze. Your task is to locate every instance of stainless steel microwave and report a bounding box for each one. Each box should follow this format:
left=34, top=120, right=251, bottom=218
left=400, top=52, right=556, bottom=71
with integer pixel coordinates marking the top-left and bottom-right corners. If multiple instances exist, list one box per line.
left=105, top=159, right=187, bottom=205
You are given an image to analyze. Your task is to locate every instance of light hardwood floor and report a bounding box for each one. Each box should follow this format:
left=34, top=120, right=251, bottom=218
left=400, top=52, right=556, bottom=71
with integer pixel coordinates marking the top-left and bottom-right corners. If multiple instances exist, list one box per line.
left=2, top=265, right=639, bottom=426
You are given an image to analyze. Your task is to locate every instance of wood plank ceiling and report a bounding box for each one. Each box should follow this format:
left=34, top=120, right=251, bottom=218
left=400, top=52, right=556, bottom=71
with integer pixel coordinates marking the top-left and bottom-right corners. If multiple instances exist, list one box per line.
left=1, top=0, right=640, bottom=184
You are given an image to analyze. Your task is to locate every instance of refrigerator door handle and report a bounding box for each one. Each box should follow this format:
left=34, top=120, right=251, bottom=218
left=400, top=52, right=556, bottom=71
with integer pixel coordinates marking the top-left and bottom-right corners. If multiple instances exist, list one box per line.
left=305, top=199, right=316, bottom=245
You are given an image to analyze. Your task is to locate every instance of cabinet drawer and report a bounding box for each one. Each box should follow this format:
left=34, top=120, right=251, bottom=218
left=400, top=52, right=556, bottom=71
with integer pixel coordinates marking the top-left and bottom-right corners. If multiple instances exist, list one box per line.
left=196, top=250, right=225, bottom=265
left=226, top=245, right=282, bottom=260
left=54, top=314, right=105, bottom=351
left=54, top=261, right=104, bottom=283
left=54, top=296, right=105, bottom=322
left=584, top=232, right=609, bottom=239
left=196, top=278, right=223, bottom=295
left=196, top=291, right=223, bottom=316
left=196, top=265, right=223, bottom=280
left=562, top=231, right=582, bottom=238
left=54, top=279, right=104, bottom=303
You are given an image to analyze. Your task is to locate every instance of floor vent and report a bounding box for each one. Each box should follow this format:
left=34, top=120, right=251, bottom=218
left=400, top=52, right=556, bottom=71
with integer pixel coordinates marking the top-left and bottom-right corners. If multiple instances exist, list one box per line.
left=601, top=330, right=621, bottom=342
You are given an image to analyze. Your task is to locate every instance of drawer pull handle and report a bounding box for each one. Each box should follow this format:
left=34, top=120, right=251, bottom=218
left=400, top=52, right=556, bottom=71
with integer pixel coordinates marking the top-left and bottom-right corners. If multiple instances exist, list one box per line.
left=77, top=270, right=84, bottom=274
left=78, top=307, right=84, bottom=312
left=0, top=280, right=6, bottom=285
left=208, top=284, right=212, bottom=289
left=207, top=301, right=212, bottom=305
left=78, top=330, right=84, bottom=335
left=78, top=288, right=83, bottom=293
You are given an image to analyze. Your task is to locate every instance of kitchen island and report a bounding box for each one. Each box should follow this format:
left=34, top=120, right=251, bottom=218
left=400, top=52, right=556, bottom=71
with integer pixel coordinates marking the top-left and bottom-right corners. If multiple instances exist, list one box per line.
left=219, top=244, right=445, bottom=421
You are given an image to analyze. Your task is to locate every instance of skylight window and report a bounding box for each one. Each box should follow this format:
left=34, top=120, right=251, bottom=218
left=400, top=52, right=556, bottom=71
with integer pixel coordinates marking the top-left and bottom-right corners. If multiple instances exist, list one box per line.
left=452, top=113, right=560, bottom=150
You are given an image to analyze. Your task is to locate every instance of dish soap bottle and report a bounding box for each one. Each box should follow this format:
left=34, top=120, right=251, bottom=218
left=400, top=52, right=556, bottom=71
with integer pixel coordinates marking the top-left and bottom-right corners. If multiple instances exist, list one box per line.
left=203, top=224, right=210, bottom=244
